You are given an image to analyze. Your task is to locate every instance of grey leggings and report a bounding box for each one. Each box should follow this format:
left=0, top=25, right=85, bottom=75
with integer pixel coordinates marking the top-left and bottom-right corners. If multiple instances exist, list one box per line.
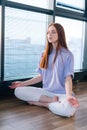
left=14, top=86, right=76, bottom=117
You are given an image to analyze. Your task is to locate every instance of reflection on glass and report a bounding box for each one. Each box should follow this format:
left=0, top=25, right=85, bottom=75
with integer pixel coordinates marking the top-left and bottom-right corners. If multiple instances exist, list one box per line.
left=5, top=7, right=52, bottom=80
left=55, top=17, right=85, bottom=72
left=7, top=0, right=53, bottom=9
left=56, top=0, right=85, bottom=12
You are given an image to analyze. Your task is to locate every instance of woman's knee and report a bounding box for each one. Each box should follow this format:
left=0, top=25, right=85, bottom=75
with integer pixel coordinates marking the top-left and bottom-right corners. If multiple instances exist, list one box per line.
left=14, top=87, right=21, bottom=97
left=14, top=87, right=42, bottom=102
left=14, top=87, right=24, bottom=99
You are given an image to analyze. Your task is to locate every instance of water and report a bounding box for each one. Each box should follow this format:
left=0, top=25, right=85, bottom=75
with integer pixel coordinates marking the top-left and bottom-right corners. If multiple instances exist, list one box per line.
left=4, top=39, right=45, bottom=80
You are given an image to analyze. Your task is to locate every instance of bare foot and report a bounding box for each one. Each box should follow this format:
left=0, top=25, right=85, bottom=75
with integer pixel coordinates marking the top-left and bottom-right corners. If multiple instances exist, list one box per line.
left=28, top=101, right=48, bottom=108
left=28, top=101, right=33, bottom=105
left=52, top=96, right=59, bottom=102
left=28, top=96, right=59, bottom=105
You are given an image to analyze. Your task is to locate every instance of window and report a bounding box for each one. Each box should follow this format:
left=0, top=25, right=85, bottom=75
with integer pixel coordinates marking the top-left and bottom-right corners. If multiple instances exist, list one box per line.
left=7, top=0, right=54, bottom=10
left=55, top=17, right=85, bottom=72
left=56, top=0, right=85, bottom=13
left=4, top=7, right=53, bottom=80
left=0, top=6, right=1, bottom=80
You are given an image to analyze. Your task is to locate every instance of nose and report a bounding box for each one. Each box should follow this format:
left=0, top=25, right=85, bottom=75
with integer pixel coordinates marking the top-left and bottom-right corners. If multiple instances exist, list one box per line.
left=47, top=32, right=52, bottom=36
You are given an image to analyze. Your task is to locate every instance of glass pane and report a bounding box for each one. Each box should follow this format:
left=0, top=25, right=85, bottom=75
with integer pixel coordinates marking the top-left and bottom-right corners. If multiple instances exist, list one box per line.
left=4, top=7, right=53, bottom=80
left=56, top=0, right=85, bottom=12
left=7, top=0, right=53, bottom=10
left=55, top=17, right=85, bottom=72
left=0, top=6, right=1, bottom=80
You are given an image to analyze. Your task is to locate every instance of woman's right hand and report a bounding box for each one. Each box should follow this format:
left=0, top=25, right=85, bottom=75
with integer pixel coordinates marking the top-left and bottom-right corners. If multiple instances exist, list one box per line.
left=9, top=81, right=23, bottom=89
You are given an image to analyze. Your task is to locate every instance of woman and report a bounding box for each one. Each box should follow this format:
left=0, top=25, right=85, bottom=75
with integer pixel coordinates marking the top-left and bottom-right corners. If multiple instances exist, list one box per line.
left=9, top=23, right=79, bottom=117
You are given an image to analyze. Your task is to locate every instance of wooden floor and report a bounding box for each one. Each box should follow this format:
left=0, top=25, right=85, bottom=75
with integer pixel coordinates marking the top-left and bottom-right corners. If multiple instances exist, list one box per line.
left=0, top=82, right=87, bottom=130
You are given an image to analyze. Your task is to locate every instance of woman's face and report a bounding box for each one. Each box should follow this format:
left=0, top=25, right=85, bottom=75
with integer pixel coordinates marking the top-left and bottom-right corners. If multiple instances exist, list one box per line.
left=47, top=25, right=58, bottom=44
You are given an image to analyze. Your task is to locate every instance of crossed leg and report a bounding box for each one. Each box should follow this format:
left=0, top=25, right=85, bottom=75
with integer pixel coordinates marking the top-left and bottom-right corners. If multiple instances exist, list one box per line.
left=28, top=95, right=59, bottom=108
left=14, top=87, right=77, bottom=117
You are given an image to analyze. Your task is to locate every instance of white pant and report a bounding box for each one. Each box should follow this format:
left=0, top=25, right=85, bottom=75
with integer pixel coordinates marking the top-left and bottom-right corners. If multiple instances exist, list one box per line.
left=14, top=86, right=76, bottom=117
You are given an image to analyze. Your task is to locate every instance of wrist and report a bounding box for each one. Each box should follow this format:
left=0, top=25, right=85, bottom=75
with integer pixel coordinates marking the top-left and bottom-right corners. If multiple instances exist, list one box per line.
left=20, top=81, right=26, bottom=86
left=66, top=94, right=72, bottom=97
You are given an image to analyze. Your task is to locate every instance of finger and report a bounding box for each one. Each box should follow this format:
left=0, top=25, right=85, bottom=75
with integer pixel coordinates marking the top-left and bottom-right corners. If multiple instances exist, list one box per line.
left=69, top=99, right=80, bottom=107
left=9, top=85, right=17, bottom=89
left=73, top=103, right=80, bottom=108
left=8, top=86, right=15, bottom=89
left=12, top=82, right=18, bottom=85
left=12, top=82, right=15, bottom=85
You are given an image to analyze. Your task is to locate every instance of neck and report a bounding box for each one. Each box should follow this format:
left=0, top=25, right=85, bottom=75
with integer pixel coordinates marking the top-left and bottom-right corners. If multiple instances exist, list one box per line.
left=52, top=42, right=57, bottom=50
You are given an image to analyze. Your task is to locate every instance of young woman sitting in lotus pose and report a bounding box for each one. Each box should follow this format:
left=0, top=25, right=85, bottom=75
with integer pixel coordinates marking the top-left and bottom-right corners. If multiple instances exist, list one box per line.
left=9, top=23, right=79, bottom=117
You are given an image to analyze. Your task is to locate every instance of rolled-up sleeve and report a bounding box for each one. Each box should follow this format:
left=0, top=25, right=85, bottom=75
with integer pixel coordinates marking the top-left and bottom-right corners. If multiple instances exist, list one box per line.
left=36, top=52, right=44, bottom=75
left=37, top=65, right=42, bottom=75
left=64, top=52, right=74, bottom=79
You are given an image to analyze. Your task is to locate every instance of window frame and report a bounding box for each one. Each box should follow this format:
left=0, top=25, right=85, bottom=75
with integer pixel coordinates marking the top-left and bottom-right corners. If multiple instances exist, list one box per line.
left=1, top=0, right=54, bottom=81
left=0, top=0, right=87, bottom=82
left=56, top=0, right=85, bottom=12
left=54, top=0, right=86, bottom=21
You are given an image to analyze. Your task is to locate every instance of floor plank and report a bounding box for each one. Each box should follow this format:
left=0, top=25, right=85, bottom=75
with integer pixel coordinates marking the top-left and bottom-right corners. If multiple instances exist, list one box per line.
left=0, top=82, right=87, bottom=130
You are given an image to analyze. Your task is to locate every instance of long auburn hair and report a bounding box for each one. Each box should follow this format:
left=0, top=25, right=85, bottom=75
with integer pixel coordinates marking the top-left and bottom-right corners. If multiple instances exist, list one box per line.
left=40, top=23, right=68, bottom=69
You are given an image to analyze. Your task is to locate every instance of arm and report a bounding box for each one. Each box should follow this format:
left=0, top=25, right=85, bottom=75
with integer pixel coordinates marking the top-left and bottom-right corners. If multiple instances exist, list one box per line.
left=65, top=75, right=79, bottom=107
left=21, top=74, right=42, bottom=86
left=9, top=74, right=42, bottom=89
left=65, top=75, right=72, bottom=97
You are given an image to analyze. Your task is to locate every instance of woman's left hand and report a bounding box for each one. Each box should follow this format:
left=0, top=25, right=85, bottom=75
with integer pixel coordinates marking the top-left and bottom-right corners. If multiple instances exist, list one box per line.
left=66, top=95, right=80, bottom=108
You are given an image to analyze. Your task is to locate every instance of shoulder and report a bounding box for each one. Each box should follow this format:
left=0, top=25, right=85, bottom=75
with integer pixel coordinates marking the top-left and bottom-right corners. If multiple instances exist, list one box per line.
left=60, top=48, right=73, bottom=57
left=59, top=48, right=74, bottom=64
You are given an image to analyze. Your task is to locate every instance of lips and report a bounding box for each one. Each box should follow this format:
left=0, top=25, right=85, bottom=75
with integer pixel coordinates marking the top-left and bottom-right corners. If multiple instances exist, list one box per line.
left=48, top=37, right=52, bottom=40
